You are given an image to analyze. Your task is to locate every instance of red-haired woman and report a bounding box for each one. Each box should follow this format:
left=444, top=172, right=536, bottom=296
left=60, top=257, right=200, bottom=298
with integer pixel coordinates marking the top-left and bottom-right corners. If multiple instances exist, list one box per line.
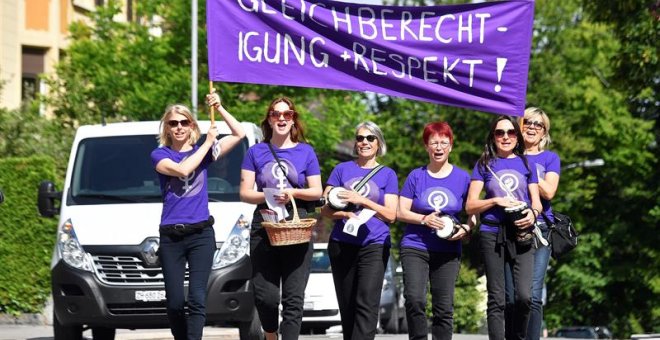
left=397, top=122, right=476, bottom=340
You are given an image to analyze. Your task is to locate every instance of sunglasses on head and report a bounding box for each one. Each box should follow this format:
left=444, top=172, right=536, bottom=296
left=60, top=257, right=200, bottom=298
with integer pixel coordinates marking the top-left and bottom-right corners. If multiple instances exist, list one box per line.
left=522, top=119, right=545, bottom=130
left=268, top=110, right=296, bottom=121
left=494, top=129, right=517, bottom=138
left=356, top=134, right=377, bottom=142
left=167, top=119, right=191, bottom=128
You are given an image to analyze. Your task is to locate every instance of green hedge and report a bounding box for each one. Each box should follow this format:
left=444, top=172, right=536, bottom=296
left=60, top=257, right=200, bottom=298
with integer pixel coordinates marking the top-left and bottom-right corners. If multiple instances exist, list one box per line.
left=0, top=156, right=58, bottom=315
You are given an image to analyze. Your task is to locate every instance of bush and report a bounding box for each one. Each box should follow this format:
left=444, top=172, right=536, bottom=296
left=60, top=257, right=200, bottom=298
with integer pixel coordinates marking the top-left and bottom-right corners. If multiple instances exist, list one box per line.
left=0, top=156, right=59, bottom=314
left=422, top=258, right=485, bottom=333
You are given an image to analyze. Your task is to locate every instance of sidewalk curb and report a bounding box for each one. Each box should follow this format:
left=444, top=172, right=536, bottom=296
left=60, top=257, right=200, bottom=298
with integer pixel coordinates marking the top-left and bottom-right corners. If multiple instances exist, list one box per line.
left=0, top=313, right=48, bottom=326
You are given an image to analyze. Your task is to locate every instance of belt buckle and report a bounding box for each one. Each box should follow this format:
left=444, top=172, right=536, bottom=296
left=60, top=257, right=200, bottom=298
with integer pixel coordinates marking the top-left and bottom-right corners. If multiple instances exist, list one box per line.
left=174, top=223, right=186, bottom=230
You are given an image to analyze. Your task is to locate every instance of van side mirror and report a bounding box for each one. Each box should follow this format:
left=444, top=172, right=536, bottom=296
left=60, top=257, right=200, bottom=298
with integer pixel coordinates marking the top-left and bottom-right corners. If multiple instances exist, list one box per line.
left=38, top=181, right=61, bottom=218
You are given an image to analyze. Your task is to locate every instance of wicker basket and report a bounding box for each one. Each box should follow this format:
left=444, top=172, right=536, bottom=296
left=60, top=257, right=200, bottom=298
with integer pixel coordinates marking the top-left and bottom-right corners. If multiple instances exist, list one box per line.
left=262, top=196, right=317, bottom=246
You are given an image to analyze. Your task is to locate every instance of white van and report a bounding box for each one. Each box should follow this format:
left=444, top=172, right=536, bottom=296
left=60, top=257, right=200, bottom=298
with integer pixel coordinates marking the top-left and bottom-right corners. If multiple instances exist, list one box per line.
left=38, top=121, right=264, bottom=340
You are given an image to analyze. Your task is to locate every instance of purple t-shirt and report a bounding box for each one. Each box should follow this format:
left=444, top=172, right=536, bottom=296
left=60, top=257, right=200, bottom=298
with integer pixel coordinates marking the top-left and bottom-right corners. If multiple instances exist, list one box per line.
left=471, top=156, right=539, bottom=233
left=327, top=161, right=399, bottom=247
left=399, top=166, right=470, bottom=254
left=151, top=145, right=212, bottom=226
left=241, top=142, right=321, bottom=192
left=528, top=150, right=561, bottom=221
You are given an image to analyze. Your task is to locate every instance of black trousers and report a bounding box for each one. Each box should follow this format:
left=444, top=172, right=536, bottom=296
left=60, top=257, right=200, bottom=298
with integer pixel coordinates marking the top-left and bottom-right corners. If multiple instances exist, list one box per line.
left=480, top=231, right=534, bottom=340
left=250, top=227, right=312, bottom=340
left=328, top=241, right=389, bottom=340
left=401, top=247, right=461, bottom=340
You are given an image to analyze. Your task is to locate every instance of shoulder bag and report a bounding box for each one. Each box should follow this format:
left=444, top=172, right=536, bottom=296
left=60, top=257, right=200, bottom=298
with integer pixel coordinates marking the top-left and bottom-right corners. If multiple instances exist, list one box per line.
left=541, top=211, right=578, bottom=259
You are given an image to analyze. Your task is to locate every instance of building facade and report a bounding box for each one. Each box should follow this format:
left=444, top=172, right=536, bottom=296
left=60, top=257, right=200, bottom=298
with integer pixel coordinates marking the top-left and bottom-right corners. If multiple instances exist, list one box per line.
left=0, top=0, right=132, bottom=111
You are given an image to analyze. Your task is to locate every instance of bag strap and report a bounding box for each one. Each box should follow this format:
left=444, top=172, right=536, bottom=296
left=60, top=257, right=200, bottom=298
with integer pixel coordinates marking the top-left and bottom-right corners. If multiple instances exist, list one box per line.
left=539, top=211, right=554, bottom=226
left=267, top=143, right=299, bottom=189
left=353, top=164, right=385, bottom=192
left=486, top=164, right=517, bottom=201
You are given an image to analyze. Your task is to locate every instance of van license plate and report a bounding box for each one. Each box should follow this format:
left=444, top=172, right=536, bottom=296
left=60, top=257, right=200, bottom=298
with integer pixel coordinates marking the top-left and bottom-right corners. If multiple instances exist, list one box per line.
left=135, top=290, right=166, bottom=302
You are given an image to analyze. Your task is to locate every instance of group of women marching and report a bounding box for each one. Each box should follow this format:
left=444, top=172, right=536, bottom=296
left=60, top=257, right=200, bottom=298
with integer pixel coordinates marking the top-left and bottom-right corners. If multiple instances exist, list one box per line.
left=152, top=93, right=560, bottom=340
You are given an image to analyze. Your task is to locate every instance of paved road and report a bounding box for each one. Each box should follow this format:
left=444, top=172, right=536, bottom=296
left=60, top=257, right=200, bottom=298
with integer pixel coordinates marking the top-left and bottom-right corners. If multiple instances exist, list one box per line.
left=0, top=325, right=494, bottom=340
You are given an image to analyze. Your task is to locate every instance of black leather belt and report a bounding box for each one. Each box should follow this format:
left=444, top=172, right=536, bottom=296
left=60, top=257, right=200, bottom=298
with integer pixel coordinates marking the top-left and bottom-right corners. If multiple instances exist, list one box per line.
left=160, top=216, right=214, bottom=237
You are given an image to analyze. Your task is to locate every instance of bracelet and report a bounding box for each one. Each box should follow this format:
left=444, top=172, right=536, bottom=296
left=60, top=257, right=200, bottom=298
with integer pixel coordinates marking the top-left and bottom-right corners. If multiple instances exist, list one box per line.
left=420, top=215, right=427, bottom=225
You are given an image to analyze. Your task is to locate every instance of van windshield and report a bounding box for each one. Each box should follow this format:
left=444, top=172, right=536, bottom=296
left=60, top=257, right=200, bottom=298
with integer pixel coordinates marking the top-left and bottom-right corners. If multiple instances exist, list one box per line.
left=68, top=134, right=247, bottom=205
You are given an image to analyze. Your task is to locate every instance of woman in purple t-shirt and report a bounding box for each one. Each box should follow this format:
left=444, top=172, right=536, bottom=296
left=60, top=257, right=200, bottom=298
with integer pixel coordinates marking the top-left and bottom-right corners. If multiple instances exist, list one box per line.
left=240, top=97, right=322, bottom=340
left=151, top=94, right=245, bottom=340
left=503, top=108, right=561, bottom=340
left=321, top=121, right=399, bottom=340
left=466, top=115, right=542, bottom=340
left=397, top=122, right=476, bottom=340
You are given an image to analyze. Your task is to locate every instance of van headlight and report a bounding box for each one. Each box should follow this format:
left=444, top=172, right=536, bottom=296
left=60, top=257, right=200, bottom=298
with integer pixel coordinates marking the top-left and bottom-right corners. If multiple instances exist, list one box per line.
left=57, top=219, right=94, bottom=272
left=212, top=215, right=251, bottom=269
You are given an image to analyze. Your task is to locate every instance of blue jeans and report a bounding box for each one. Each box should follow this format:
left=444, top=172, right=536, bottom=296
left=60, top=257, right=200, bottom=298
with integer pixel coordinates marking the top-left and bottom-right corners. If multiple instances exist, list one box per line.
left=401, top=247, right=460, bottom=340
left=159, top=226, right=216, bottom=340
left=505, top=221, right=550, bottom=340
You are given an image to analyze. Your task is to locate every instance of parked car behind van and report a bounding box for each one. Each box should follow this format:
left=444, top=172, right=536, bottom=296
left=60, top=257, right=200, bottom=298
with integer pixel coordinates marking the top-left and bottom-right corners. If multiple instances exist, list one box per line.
left=555, top=326, right=613, bottom=339
left=38, top=121, right=263, bottom=340
left=301, top=243, right=341, bottom=334
left=379, top=255, right=407, bottom=334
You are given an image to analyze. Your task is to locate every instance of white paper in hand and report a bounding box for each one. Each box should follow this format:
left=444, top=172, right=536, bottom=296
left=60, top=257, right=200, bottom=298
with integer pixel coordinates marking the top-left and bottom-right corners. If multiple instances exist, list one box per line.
left=343, top=209, right=376, bottom=236
left=263, top=188, right=289, bottom=221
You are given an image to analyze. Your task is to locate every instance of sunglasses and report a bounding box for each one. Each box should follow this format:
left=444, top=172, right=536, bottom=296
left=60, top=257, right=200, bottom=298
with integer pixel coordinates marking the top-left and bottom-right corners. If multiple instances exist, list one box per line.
left=523, top=119, right=545, bottom=130
left=494, top=129, right=517, bottom=138
left=167, top=119, right=191, bottom=128
left=356, top=134, right=377, bottom=143
left=268, top=110, right=296, bottom=121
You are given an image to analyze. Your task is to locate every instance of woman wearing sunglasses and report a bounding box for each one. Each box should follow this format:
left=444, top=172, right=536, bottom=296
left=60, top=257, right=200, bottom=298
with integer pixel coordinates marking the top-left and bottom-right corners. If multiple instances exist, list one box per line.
left=320, top=121, right=399, bottom=340
left=240, top=97, right=322, bottom=340
left=503, top=108, right=560, bottom=340
left=151, top=95, right=245, bottom=340
left=466, top=115, right=542, bottom=340
left=397, top=122, right=476, bottom=340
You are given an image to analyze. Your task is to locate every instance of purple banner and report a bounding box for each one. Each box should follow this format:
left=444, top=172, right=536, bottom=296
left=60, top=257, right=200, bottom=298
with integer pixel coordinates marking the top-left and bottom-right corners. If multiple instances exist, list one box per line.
left=207, top=0, right=535, bottom=116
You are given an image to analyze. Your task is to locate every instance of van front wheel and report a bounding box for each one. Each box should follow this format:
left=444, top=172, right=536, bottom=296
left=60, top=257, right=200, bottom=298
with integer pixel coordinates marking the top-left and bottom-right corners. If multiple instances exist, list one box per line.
left=239, top=308, right=264, bottom=340
left=53, top=311, right=82, bottom=340
left=92, top=326, right=116, bottom=340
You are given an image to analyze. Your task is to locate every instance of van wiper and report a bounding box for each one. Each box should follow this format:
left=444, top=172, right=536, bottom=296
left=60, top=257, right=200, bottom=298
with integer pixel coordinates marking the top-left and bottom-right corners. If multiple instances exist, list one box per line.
left=76, top=193, right=160, bottom=203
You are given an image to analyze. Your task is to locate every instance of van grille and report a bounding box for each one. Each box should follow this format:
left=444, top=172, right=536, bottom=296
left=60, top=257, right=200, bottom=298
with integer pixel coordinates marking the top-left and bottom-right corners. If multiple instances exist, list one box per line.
left=92, top=255, right=189, bottom=285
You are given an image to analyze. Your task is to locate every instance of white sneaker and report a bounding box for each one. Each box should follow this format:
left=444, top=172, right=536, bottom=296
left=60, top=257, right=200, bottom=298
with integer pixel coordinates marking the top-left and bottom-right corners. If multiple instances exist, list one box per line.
left=533, top=225, right=549, bottom=247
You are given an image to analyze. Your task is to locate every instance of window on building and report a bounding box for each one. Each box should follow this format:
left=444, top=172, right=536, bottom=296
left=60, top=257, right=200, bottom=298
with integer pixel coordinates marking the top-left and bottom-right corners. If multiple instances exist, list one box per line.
left=21, top=47, right=47, bottom=102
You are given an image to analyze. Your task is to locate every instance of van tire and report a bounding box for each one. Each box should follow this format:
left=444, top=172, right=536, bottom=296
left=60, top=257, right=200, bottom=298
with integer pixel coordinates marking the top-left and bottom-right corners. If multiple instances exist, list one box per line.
left=53, top=311, right=82, bottom=340
left=92, top=326, right=116, bottom=340
left=239, top=308, right=264, bottom=340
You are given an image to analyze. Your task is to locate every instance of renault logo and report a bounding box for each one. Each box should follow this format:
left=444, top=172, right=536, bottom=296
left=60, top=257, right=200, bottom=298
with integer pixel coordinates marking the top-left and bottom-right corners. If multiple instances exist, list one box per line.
left=140, top=238, right=160, bottom=268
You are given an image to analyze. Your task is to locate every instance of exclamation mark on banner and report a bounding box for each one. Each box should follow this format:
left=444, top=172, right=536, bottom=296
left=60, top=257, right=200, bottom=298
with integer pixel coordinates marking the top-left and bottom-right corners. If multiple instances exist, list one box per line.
left=495, top=58, right=507, bottom=93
